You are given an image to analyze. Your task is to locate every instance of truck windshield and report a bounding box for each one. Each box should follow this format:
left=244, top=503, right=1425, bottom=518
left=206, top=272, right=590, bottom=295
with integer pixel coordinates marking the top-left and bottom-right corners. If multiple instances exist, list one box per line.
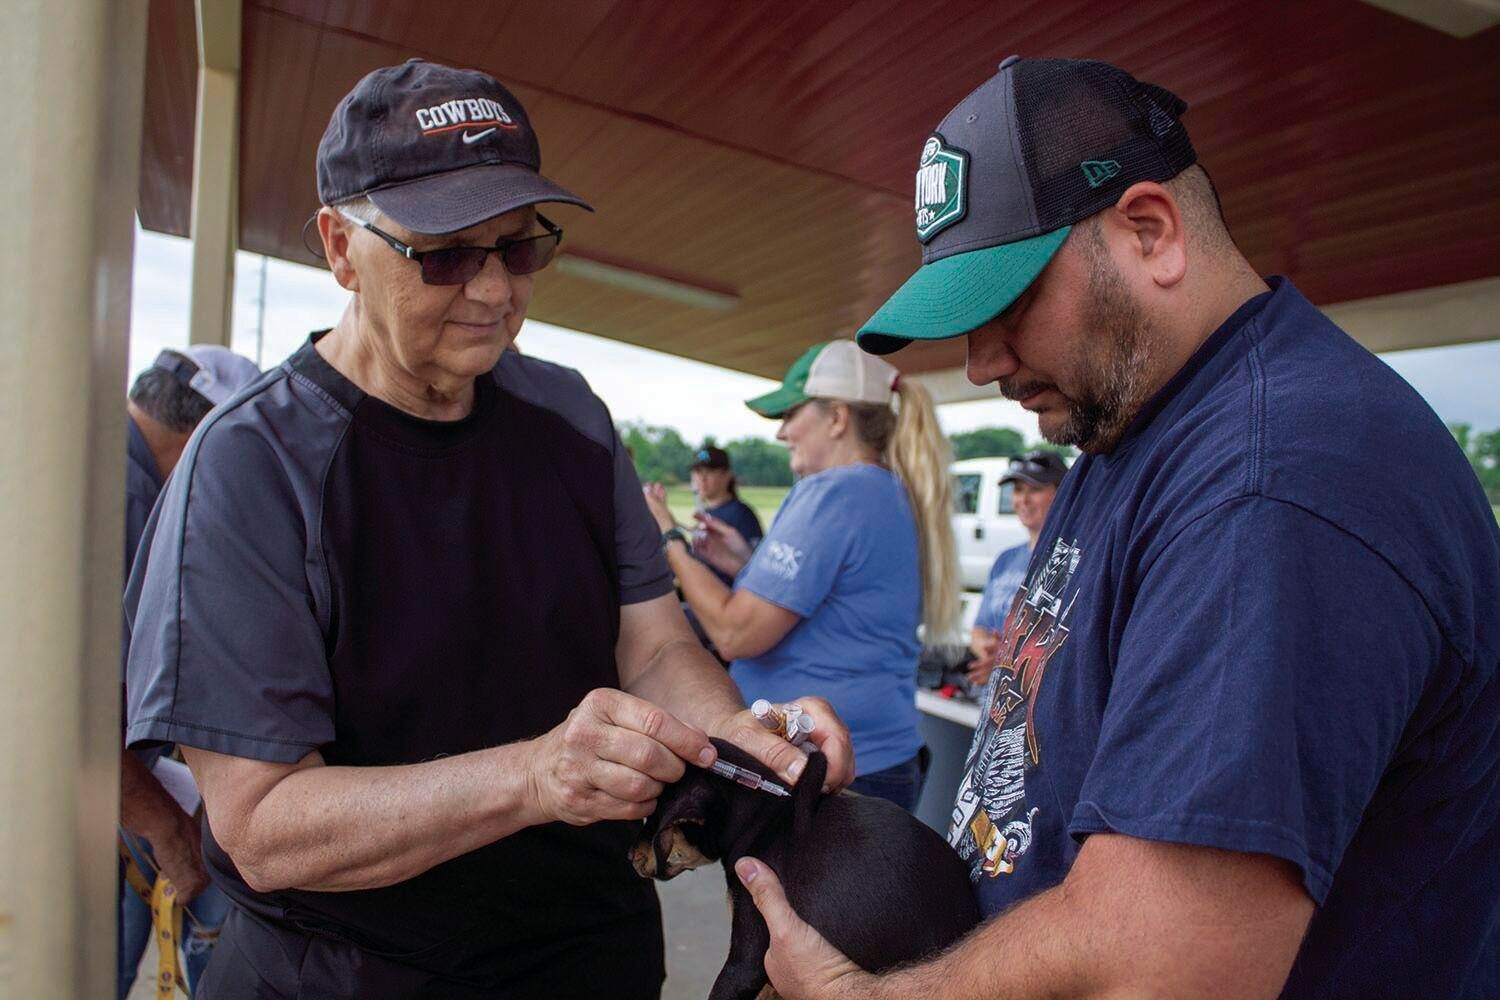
left=953, top=474, right=980, bottom=514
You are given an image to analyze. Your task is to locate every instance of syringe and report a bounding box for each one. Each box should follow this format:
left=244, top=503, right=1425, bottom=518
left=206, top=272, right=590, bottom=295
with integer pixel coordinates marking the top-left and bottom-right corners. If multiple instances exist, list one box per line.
left=707, top=758, right=790, bottom=797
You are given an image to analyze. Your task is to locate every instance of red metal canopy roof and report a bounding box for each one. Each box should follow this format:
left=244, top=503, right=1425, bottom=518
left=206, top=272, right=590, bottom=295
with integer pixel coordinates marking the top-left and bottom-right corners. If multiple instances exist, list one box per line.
left=137, top=0, right=1500, bottom=377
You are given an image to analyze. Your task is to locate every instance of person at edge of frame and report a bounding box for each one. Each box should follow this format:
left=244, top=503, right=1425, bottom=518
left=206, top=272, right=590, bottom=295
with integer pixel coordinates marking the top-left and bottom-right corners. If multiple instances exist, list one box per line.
left=732, top=54, right=1500, bottom=1000
left=119, top=345, right=259, bottom=998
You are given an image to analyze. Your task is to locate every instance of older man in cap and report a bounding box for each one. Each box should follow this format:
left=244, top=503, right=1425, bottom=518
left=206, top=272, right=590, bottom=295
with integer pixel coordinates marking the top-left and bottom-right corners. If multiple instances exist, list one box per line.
left=125, top=60, right=850, bottom=999
left=735, top=56, right=1500, bottom=999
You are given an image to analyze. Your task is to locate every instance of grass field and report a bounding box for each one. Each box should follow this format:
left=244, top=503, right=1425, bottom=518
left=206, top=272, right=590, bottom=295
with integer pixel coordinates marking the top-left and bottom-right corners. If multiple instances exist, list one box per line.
left=664, top=485, right=790, bottom=528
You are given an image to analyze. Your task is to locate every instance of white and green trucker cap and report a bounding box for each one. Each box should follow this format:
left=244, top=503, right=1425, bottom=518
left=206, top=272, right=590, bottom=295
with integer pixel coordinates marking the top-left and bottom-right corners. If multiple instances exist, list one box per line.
left=857, top=55, right=1196, bottom=355
left=746, top=340, right=898, bottom=418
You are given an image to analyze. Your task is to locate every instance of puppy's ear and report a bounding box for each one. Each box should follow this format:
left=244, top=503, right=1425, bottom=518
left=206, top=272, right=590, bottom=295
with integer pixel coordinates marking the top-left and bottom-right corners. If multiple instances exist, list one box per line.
left=792, top=751, right=827, bottom=841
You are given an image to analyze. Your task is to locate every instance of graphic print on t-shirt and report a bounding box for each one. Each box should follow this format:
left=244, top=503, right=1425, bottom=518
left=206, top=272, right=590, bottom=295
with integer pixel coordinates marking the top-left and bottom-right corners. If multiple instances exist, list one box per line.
left=950, top=537, right=1081, bottom=880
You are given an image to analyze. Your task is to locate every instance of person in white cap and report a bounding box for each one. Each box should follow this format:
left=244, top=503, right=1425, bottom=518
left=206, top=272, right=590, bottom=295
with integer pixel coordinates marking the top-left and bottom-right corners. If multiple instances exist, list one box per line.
left=120, top=345, right=260, bottom=999
left=644, top=339, right=960, bottom=812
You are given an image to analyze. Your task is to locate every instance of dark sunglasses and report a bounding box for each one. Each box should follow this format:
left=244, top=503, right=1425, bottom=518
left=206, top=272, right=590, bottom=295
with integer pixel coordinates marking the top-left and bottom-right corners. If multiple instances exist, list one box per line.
left=340, top=210, right=563, bottom=285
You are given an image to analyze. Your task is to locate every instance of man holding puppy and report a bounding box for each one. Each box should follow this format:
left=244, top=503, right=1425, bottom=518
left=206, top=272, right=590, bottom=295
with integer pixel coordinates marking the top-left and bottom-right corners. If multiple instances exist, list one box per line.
left=738, top=56, right=1500, bottom=998
left=124, top=60, right=850, bottom=999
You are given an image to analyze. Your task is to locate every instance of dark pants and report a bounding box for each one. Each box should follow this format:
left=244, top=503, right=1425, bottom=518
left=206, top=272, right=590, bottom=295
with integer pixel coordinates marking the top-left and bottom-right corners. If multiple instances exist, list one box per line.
left=847, top=746, right=931, bottom=813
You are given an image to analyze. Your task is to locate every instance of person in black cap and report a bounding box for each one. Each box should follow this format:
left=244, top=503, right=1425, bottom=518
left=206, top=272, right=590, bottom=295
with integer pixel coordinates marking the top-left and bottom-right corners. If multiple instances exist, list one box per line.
left=653, top=445, right=764, bottom=662
left=686, top=445, right=764, bottom=585
left=124, top=60, right=852, bottom=999
left=732, top=56, right=1499, bottom=1000
left=965, top=450, right=1068, bottom=690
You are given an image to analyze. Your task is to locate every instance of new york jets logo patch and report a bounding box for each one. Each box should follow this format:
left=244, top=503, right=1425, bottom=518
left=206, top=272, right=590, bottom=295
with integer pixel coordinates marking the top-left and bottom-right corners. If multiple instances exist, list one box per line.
left=915, top=134, right=969, bottom=243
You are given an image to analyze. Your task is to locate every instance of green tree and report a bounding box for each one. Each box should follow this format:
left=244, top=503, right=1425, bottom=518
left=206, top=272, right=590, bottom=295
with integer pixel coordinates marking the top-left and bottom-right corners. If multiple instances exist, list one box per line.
left=1450, top=422, right=1500, bottom=502
left=950, top=426, right=1026, bottom=460
left=723, top=436, right=793, bottom=486
left=619, top=421, right=694, bottom=484
left=1025, top=441, right=1078, bottom=461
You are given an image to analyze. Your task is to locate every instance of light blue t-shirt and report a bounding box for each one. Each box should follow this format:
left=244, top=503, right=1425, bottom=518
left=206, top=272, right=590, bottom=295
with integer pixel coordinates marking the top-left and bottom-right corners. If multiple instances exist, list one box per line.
left=730, top=463, right=923, bottom=776
left=973, top=542, right=1031, bottom=633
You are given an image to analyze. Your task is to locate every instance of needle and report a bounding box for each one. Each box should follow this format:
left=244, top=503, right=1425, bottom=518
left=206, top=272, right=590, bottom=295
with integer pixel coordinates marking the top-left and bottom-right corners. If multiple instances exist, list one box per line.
left=707, top=758, right=790, bottom=797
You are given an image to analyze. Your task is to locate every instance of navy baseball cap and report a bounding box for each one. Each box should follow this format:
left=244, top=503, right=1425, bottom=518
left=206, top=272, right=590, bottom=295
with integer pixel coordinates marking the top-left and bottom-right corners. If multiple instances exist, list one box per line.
left=857, top=56, right=1196, bottom=355
left=153, top=347, right=261, bottom=406
left=317, top=59, right=592, bottom=235
left=1000, top=450, right=1069, bottom=488
left=691, top=446, right=731, bottom=471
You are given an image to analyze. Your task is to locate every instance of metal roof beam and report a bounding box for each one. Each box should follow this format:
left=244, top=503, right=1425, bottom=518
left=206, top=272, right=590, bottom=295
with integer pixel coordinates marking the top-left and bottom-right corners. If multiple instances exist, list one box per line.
left=187, top=0, right=241, bottom=346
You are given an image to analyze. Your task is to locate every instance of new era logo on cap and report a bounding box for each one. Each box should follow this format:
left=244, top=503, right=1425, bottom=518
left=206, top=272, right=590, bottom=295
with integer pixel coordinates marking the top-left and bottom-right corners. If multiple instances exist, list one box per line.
left=915, top=135, right=969, bottom=242
left=1080, top=159, right=1122, bottom=188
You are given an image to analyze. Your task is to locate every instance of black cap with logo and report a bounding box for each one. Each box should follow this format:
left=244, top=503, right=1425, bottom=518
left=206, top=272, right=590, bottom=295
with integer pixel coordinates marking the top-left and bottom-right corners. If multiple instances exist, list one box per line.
left=316, top=59, right=592, bottom=235
left=691, top=446, right=731, bottom=471
left=1000, top=450, right=1069, bottom=488
left=857, top=56, right=1195, bottom=355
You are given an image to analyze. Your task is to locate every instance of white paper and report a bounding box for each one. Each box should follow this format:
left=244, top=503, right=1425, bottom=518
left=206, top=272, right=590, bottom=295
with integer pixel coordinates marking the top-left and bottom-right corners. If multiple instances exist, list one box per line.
left=150, top=756, right=202, bottom=816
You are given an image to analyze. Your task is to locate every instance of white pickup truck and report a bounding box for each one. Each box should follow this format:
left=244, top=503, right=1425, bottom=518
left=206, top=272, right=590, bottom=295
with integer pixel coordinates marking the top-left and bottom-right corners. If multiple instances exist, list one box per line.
left=951, top=457, right=1029, bottom=591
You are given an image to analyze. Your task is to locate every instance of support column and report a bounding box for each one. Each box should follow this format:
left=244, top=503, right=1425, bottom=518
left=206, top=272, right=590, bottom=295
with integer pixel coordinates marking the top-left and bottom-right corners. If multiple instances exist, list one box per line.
left=0, top=1, right=148, bottom=997
left=187, top=0, right=243, bottom=347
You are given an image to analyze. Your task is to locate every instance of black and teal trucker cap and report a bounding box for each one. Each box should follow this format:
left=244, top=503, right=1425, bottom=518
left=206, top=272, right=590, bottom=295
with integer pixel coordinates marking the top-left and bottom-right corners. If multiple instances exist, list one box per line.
left=857, top=56, right=1196, bottom=355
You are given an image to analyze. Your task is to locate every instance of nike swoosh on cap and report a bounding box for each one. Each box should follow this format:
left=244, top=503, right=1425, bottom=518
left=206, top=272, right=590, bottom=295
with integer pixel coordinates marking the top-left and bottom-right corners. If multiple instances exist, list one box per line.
left=462, top=128, right=497, bottom=144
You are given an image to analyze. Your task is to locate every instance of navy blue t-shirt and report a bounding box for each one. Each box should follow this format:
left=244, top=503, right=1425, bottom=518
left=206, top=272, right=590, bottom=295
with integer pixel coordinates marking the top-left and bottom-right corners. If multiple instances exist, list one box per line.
left=949, top=278, right=1500, bottom=998
left=696, top=496, right=764, bottom=586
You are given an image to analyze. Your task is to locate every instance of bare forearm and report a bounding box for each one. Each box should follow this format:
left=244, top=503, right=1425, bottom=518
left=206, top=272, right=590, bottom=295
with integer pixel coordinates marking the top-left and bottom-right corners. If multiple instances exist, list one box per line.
left=668, top=544, right=733, bottom=631
left=868, top=884, right=1097, bottom=999
left=120, top=749, right=192, bottom=841
left=667, top=543, right=762, bottom=658
left=867, top=846, right=1306, bottom=1000
left=231, top=743, right=540, bottom=893
left=623, top=630, right=746, bottom=735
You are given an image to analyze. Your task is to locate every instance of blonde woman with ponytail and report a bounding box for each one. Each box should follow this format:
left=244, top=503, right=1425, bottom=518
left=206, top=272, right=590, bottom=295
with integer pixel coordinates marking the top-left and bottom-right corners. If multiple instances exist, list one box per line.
left=643, top=340, right=958, bottom=812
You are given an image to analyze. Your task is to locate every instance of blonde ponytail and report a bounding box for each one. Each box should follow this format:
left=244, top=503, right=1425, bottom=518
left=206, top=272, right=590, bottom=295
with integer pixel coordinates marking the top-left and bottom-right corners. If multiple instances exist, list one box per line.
left=837, top=379, right=960, bottom=638
left=886, top=378, right=960, bottom=638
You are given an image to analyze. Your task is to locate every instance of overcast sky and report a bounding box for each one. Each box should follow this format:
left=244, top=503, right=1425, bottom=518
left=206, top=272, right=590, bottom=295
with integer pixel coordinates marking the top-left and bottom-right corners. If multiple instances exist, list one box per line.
left=129, top=227, right=1500, bottom=443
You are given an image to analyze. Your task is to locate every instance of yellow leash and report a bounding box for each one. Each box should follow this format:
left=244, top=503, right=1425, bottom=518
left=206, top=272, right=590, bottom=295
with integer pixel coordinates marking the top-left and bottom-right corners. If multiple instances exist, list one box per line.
left=119, top=836, right=190, bottom=998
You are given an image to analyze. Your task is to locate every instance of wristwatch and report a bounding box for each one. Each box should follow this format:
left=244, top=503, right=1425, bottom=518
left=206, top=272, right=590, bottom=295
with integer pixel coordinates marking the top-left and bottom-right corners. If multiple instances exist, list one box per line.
left=661, top=526, right=690, bottom=551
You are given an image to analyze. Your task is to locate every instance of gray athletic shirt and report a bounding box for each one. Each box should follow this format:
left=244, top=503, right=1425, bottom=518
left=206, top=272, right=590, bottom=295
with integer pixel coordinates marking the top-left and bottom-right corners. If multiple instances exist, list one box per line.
left=123, top=335, right=673, bottom=997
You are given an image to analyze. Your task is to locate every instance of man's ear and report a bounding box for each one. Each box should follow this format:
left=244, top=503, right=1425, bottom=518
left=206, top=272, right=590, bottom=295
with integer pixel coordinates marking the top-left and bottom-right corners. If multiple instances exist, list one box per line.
left=1110, top=181, right=1187, bottom=290
left=317, top=207, right=362, bottom=292
left=792, top=752, right=827, bottom=841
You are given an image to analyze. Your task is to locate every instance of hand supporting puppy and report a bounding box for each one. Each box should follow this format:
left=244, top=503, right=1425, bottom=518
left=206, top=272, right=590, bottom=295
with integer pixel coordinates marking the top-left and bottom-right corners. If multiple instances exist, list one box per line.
left=526, top=688, right=715, bottom=825
left=734, top=857, right=875, bottom=1000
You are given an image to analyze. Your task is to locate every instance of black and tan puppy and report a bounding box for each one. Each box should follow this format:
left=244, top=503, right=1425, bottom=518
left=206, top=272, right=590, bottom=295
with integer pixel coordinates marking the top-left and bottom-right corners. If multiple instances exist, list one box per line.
left=631, top=738, right=980, bottom=1000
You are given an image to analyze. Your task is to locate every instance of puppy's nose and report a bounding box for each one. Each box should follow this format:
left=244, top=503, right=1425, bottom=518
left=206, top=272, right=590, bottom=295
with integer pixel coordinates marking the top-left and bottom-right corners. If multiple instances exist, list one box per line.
left=629, top=841, right=655, bottom=877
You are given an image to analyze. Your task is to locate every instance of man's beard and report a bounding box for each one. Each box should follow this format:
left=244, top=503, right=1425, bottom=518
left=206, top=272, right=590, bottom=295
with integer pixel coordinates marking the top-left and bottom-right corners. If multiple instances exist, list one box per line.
left=1001, top=251, right=1158, bottom=454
